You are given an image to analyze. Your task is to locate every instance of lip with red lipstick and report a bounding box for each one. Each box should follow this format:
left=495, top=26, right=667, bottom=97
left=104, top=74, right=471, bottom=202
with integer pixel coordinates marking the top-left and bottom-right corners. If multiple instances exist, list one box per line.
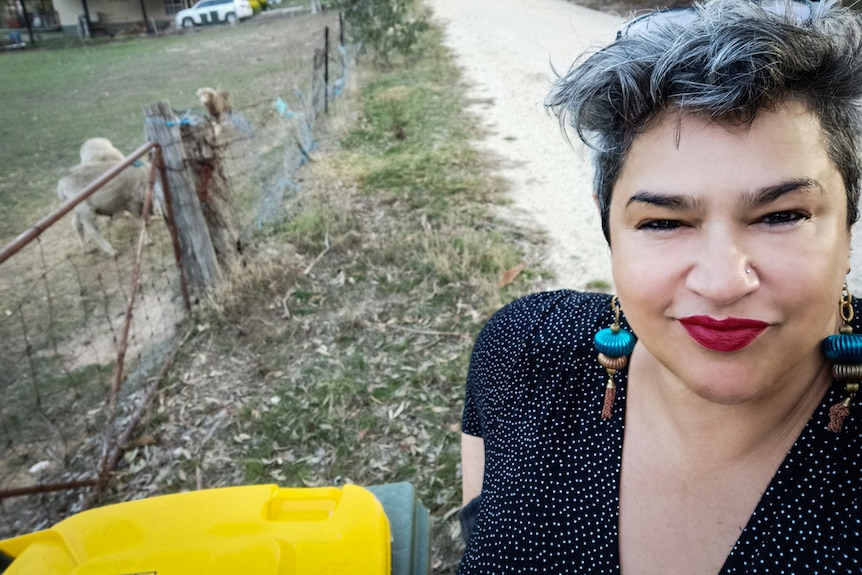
left=678, top=315, right=769, bottom=352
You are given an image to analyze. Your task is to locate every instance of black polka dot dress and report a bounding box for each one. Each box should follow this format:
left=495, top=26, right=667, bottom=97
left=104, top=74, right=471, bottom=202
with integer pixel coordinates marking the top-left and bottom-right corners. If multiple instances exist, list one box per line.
left=459, top=290, right=861, bottom=574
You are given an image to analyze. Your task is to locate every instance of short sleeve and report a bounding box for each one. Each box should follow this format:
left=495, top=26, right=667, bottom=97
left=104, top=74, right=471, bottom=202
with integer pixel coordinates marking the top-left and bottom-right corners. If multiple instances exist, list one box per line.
left=462, top=381, right=482, bottom=436
left=460, top=297, right=533, bottom=438
left=460, top=291, right=584, bottom=440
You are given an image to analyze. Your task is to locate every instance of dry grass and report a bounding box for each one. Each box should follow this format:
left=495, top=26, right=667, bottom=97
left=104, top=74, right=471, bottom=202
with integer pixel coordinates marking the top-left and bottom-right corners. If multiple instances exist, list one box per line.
left=0, top=9, right=345, bottom=539
left=85, top=25, right=546, bottom=573
left=2, top=5, right=556, bottom=572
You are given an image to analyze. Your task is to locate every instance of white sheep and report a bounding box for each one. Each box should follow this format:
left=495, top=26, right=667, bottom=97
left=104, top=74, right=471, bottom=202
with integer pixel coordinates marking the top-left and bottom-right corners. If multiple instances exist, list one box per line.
left=79, top=137, right=125, bottom=165
left=57, top=138, right=157, bottom=257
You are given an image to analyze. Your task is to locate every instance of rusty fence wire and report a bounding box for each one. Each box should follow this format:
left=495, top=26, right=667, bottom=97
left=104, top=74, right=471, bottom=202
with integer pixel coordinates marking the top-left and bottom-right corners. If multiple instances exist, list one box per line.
left=0, top=24, right=353, bottom=539
left=0, top=145, right=189, bottom=538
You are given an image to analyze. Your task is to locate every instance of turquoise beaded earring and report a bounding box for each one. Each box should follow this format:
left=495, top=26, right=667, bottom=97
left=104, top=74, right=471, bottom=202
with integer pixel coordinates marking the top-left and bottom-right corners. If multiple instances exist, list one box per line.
left=593, top=296, right=637, bottom=420
left=822, top=283, right=862, bottom=433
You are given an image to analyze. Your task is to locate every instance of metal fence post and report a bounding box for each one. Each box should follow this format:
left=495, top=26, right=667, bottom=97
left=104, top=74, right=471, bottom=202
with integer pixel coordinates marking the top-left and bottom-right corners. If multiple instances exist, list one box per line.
left=324, top=26, right=330, bottom=114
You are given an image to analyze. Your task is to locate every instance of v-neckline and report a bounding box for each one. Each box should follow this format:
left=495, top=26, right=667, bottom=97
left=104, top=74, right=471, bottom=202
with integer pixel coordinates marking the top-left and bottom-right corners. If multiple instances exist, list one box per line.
left=608, top=373, right=840, bottom=575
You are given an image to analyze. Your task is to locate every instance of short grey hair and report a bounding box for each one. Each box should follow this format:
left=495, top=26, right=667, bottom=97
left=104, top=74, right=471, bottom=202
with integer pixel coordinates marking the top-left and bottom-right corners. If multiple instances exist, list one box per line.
left=547, top=0, right=862, bottom=243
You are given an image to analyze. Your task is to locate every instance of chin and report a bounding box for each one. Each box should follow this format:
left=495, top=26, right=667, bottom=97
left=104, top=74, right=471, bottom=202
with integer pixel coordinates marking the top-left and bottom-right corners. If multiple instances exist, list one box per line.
left=687, top=381, right=766, bottom=406
left=668, top=356, right=782, bottom=406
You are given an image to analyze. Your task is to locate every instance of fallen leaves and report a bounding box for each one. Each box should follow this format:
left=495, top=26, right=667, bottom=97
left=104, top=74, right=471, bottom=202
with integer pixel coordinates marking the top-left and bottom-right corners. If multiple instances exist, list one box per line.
left=498, top=262, right=525, bottom=287
left=388, top=401, right=409, bottom=420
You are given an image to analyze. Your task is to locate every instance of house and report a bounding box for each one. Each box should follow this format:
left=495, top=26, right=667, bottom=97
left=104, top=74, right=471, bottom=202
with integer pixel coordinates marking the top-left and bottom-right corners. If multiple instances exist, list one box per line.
left=53, top=0, right=183, bottom=33
left=3, top=0, right=187, bottom=34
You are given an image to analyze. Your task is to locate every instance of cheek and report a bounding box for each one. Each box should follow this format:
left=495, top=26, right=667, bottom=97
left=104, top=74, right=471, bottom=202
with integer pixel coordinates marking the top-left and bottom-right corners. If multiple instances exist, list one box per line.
left=769, top=259, right=843, bottom=329
left=610, top=239, right=675, bottom=322
left=757, top=230, right=849, bottom=296
left=610, top=220, right=681, bottom=288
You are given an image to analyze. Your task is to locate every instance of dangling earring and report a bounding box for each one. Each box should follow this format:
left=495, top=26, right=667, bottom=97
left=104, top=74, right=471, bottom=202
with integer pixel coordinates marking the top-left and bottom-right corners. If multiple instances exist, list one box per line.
left=594, top=296, right=637, bottom=420
left=822, top=283, right=862, bottom=433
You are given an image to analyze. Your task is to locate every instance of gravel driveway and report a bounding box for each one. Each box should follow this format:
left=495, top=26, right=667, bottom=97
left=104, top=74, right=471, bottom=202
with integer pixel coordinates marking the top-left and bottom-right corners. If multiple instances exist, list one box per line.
left=427, top=0, right=862, bottom=293
left=427, top=0, right=623, bottom=291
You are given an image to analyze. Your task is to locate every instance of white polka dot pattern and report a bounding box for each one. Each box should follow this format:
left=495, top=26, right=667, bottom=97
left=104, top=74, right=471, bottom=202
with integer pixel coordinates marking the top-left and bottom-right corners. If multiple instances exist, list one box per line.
left=458, top=291, right=861, bottom=574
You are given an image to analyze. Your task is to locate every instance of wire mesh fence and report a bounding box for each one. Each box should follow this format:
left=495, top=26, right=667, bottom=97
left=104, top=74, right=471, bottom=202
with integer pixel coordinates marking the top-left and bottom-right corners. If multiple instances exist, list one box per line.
left=0, top=153, right=186, bottom=537
left=204, top=43, right=342, bottom=237
left=0, top=15, right=353, bottom=539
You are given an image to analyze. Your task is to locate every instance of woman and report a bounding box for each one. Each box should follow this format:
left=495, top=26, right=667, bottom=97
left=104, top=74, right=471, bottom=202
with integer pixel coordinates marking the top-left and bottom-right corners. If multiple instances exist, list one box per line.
left=458, top=0, right=862, bottom=572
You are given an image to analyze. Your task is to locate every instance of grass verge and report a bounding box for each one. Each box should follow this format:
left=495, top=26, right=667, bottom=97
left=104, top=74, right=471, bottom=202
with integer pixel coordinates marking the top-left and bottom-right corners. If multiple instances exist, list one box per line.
left=112, top=23, right=542, bottom=574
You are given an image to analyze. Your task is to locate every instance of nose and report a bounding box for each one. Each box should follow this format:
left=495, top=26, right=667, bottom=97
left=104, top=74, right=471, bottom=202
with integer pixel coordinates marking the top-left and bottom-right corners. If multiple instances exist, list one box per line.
left=684, top=226, right=759, bottom=305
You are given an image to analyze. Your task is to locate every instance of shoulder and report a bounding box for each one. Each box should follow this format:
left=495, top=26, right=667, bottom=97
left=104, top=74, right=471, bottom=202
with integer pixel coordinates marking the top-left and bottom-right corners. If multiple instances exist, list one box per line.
left=853, top=295, right=862, bottom=332
left=467, top=290, right=614, bottom=394
left=474, top=290, right=613, bottom=354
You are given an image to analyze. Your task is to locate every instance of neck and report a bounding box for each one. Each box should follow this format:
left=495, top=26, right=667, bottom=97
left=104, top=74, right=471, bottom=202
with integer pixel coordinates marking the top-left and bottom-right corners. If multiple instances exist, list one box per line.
left=626, top=345, right=831, bottom=467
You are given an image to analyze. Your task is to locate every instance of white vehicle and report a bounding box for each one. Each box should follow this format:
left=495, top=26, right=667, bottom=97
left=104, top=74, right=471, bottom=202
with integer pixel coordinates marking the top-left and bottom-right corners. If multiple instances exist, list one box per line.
left=175, top=0, right=253, bottom=27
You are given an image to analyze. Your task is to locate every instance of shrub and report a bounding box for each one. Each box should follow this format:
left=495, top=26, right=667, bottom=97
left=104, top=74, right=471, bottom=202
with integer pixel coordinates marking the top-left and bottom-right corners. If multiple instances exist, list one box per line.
left=332, top=0, right=429, bottom=63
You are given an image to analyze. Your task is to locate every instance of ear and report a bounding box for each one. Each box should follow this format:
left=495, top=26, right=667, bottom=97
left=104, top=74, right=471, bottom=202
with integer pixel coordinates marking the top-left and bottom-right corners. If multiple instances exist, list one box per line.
left=593, top=193, right=601, bottom=212
left=845, top=227, right=855, bottom=288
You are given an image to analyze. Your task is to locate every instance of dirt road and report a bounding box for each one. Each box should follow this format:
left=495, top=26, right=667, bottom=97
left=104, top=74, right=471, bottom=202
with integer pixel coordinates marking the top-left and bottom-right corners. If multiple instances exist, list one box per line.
left=427, top=0, right=862, bottom=293
left=426, top=0, right=623, bottom=291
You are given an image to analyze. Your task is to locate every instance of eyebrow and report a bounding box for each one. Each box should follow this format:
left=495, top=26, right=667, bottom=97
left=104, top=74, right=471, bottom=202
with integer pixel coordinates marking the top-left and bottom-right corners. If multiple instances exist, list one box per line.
left=741, top=178, right=824, bottom=208
left=625, top=178, right=824, bottom=210
left=625, top=191, right=699, bottom=210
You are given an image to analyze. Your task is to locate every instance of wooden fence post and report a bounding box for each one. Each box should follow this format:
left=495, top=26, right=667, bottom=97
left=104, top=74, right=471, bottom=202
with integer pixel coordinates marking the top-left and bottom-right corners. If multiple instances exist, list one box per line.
left=180, top=117, right=240, bottom=270
left=144, top=102, right=222, bottom=293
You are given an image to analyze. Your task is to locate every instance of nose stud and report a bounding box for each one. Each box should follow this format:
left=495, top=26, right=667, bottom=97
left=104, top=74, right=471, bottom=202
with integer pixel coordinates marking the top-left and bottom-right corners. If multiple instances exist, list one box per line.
left=745, top=267, right=752, bottom=275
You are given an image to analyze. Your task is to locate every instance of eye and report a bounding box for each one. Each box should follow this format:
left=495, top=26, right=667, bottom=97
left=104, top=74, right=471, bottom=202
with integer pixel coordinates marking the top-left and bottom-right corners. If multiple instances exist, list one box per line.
left=757, top=210, right=809, bottom=226
left=637, top=219, right=684, bottom=231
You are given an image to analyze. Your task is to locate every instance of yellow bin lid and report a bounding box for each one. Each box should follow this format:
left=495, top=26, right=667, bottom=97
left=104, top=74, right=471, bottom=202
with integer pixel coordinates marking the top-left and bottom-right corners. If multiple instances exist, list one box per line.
left=0, top=484, right=391, bottom=575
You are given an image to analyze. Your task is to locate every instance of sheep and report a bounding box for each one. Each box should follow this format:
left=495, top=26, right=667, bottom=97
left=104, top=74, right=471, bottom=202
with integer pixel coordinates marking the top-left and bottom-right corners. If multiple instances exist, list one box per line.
left=196, top=87, right=231, bottom=123
left=57, top=138, right=157, bottom=257
left=79, top=137, right=125, bottom=165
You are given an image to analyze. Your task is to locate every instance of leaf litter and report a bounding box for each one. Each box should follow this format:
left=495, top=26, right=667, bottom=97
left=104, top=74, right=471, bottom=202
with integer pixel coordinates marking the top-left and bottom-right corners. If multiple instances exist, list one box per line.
left=95, top=29, right=550, bottom=575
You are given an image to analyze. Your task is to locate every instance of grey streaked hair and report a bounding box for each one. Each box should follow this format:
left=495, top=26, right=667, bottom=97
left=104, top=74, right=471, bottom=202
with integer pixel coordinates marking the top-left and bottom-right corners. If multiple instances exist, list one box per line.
left=546, top=0, right=862, bottom=243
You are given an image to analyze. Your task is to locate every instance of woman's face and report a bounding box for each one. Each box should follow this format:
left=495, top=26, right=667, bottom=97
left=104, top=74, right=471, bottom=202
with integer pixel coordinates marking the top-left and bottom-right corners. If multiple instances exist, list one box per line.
left=609, top=101, right=852, bottom=405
